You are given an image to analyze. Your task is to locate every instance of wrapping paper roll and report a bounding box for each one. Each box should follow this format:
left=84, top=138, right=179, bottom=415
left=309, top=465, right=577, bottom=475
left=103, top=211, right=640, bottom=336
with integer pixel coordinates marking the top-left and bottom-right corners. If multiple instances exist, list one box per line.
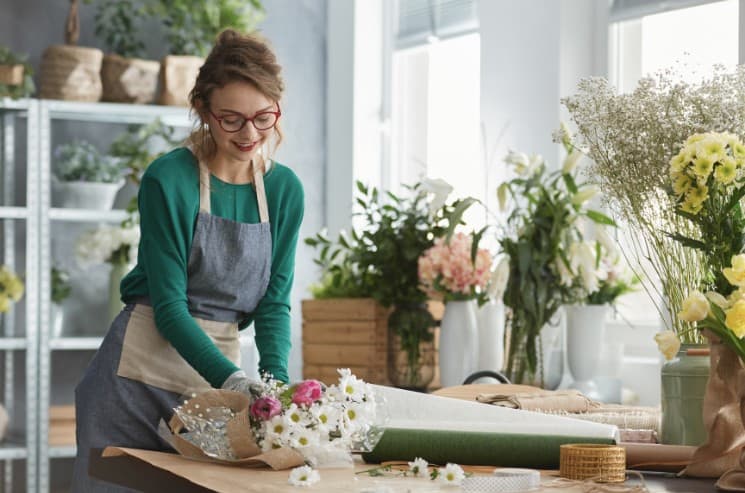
left=362, top=428, right=614, bottom=468
left=362, top=386, right=619, bottom=469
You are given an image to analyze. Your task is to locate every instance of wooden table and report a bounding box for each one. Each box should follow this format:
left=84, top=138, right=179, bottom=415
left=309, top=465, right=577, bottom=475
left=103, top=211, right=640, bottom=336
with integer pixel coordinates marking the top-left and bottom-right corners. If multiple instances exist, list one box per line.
left=90, top=448, right=718, bottom=492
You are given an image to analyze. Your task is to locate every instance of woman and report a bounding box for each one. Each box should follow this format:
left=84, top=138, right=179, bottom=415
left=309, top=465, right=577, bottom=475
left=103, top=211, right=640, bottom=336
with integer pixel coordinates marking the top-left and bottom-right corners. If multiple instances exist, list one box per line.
left=72, top=30, right=304, bottom=491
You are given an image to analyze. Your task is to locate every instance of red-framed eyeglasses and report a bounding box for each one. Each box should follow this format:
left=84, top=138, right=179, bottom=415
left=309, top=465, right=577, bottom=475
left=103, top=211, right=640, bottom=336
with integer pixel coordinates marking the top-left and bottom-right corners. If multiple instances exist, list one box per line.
left=208, top=103, right=282, bottom=133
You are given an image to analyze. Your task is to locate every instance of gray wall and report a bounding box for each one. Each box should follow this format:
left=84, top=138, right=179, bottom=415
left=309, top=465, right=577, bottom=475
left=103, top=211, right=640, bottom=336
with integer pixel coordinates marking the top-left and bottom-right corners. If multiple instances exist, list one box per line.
left=0, top=0, right=325, bottom=489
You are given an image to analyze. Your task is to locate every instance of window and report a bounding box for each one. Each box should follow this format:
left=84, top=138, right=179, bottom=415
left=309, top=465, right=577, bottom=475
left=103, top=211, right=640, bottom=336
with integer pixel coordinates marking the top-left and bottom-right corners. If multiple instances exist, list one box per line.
left=390, top=34, right=483, bottom=225
left=608, top=0, right=739, bottom=330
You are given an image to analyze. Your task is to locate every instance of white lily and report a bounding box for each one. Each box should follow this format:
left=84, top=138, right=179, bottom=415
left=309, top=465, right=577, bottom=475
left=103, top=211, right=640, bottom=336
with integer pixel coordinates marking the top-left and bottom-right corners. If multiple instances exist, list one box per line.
left=488, top=256, right=510, bottom=301
left=562, top=149, right=582, bottom=173
left=420, top=177, right=454, bottom=217
left=571, top=185, right=599, bottom=206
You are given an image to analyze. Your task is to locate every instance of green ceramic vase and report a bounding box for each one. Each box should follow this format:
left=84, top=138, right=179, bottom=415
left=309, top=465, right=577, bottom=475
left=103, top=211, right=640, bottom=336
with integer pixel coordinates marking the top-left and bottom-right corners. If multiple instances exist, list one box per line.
left=660, top=344, right=710, bottom=445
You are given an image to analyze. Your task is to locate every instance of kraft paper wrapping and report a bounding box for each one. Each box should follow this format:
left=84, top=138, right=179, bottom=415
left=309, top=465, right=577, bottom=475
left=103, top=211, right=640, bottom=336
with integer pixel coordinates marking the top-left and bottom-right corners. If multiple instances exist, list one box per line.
left=162, top=389, right=304, bottom=470
left=362, top=385, right=619, bottom=468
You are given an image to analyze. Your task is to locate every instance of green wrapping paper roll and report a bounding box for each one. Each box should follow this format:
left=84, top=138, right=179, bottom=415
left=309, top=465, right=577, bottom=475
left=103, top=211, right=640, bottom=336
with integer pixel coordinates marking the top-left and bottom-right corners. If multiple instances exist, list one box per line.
left=362, top=428, right=615, bottom=469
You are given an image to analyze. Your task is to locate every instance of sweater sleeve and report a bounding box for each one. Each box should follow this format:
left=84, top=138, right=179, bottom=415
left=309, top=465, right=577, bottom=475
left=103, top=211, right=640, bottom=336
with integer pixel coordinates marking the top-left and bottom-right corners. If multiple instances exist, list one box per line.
left=139, top=173, right=240, bottom=388
left=250, top=174, right=305, bottom=383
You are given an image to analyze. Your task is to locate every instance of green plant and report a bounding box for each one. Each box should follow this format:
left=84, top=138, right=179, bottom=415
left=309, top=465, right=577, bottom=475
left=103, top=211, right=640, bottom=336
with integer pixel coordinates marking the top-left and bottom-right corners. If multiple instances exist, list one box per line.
left=305, top=180, right=474, bottom=388
left=498, top=147, right=614, bottom=385
left=0, top=46, right=35, bottom=99
left=304, top=230, right=373, bottom=299
left=84, top=0, right=148, bottom=58
left=53, top=140, right=124, bottom=183
left=51, top=267, right=72, bottom=305
left=151, top=0, right=265, bottom=57
left=108, top=118, right=179, bottom=213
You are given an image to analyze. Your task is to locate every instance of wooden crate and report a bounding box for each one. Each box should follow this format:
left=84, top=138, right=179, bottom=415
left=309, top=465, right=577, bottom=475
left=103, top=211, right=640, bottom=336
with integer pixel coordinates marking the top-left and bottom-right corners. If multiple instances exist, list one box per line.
left=302, top=298, right=390, bottom=385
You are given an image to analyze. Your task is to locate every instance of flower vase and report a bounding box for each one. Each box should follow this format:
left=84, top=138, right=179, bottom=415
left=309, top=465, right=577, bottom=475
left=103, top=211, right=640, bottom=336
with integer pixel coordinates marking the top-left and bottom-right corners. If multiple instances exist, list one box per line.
left=386, top=304, right=436, bottom=391
left=51, top=303, right=65, bottom=338
left=108, top=262, right=131, bottom=323
left=660, top=344, right=710, bottom=446
left=438, top=299, right=478, bottom=388
left=476, top=299, right=505, bottom=373
left=566, top=304, right=608, bottom=400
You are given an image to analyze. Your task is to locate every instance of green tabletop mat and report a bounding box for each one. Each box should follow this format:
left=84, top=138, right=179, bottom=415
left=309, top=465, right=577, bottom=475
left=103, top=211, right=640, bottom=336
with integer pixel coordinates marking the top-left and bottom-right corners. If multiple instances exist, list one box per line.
left=362, top=428, right=615, bottom=468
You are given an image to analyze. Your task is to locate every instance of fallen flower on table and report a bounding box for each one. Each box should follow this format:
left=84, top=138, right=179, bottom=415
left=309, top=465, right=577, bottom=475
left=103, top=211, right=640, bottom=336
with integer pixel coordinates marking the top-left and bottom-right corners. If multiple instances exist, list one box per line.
left=288, top=465, right=320, bottom=487
left=408, top=457, right=429, bottom=478
left=433, top=463, right=466, bottom=486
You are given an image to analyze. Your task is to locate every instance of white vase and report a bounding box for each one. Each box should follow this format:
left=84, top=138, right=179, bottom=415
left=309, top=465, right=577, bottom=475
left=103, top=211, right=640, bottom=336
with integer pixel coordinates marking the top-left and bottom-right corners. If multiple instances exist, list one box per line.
left=476, top=299, right=505, bottom=373
left=51, top=303, right=65, bottom=338
left=439, top=299, right=478, bottom=388
left=566, top=304, right=609, bottom=400
left=51, top=179, right=124, bottom=210
left=108, top=262, right=132, bottom=323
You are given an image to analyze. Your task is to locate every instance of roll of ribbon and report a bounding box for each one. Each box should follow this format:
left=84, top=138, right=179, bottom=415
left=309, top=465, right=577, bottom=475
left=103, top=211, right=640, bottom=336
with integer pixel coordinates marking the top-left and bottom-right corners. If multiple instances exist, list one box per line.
left=461, top=468, right=541, bottom=492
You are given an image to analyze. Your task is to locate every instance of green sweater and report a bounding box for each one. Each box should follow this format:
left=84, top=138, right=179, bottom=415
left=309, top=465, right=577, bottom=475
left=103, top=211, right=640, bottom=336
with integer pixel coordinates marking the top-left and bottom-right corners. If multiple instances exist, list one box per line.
left=121, top=147, right=304, bottom=387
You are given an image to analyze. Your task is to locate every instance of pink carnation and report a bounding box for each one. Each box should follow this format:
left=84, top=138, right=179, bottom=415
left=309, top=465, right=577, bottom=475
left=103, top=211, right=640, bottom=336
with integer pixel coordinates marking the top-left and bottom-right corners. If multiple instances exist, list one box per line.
left=250, top=396, right=282, bottom=420
left=418, top=232, right=492, bottom=298
left=291, top=379, right=323, bottom=407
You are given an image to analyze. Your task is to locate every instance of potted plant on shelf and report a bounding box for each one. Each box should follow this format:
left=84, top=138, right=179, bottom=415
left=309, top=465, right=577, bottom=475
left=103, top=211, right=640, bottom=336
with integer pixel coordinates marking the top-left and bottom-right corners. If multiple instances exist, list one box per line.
left=40, top=0, right=103, bottom=101
left=51, top=266, right=73, bottom=339
left=150, top=0, right=265, bottom=106
left=83, top=0, right=160, bottom=103
left=52, top=140, right=126, bottom=210
left=0, top=46, right=35, bottom=99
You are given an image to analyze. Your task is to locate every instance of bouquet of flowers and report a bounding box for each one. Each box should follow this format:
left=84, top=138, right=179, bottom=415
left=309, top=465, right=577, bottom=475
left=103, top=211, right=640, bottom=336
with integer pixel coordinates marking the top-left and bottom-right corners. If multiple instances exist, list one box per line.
left=165, top=369, right=381, bottom=469
left=417, top=232, right=491, bottom=303
left=0, top=265, right=24, bottom=313
left=496, top=145, right=614, bottom=384
left=75, top=223, right=140, bottom=267
left=655, top=131, right=745, bottom=363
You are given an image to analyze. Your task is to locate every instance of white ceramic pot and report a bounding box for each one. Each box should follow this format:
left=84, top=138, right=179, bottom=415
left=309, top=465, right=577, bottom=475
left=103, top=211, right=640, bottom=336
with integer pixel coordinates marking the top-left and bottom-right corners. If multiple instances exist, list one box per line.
left=476, top=299, right=505, bottom=373
left=439, top=299, right=478, bottom=388
left=566, top=304, right=609, bottom=399
left=51, top=180, right=124, bottom=210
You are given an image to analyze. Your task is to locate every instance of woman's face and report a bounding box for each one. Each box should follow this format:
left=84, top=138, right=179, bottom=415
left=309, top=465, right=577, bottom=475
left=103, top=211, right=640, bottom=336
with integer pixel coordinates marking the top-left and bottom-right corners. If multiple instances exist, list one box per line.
left=206, top=81, right=277, bottom=165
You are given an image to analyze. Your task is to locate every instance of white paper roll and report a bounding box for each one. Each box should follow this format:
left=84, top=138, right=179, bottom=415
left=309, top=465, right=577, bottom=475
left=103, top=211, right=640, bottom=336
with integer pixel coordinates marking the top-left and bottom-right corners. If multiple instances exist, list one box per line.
left=371, top=385, right=620, bottom=442
left=462, top=468, right=541, bottom=492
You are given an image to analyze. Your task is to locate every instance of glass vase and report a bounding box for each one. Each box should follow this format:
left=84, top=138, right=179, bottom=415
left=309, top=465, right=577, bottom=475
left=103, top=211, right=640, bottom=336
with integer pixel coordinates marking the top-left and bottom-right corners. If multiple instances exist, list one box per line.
left=504, top=323, right=543, bottom=386
left=386, top=303, right=436, bottom=391
left=660, top=344, right=710, bottom=445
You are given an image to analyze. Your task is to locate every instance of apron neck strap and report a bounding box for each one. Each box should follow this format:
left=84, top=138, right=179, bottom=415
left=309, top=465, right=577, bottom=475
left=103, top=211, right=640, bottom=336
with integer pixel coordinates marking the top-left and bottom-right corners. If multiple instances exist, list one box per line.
left=198, top=160, right=270, bottom=224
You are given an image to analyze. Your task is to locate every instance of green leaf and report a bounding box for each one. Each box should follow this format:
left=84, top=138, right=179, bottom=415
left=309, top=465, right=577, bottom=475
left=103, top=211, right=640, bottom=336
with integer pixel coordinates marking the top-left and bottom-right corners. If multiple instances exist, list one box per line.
left=725, top=185, right=745, bottom=214
left=444, top=197, right=478, bottom=241
left=584, top=209, right=616, bottom=226
left=562, top=174, right=578, bottom=194
left=666, top=232, right=708, bottom=251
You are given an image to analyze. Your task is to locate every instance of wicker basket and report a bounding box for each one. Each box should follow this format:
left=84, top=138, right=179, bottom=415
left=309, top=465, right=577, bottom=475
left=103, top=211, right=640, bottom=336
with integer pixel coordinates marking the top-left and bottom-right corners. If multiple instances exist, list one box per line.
left=40, top=44, right=103, bottom=101
left=158, top=55, right=203, bottom=106
left=101, top=54, right=160, bottom=104
left=560, top=443, right=626, bottom=483
left=0, top=64, right=24, bottom=86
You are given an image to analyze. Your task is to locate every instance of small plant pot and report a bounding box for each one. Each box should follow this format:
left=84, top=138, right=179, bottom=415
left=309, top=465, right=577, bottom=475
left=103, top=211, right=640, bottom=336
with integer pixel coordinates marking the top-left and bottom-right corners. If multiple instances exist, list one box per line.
left=101, top=54, right=160, bottom=104
left=51, top=180, right=124, bottom=210
left=158, top=55, right=204, bottom=106
left=0, top=64, right=24, bottom=86
left=40, top=45, right=103, bottom=102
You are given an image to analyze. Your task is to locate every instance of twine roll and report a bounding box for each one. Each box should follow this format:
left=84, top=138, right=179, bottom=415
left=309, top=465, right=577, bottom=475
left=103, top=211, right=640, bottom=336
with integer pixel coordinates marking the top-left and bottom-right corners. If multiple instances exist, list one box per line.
left=560, top=443, right=626, bottom=483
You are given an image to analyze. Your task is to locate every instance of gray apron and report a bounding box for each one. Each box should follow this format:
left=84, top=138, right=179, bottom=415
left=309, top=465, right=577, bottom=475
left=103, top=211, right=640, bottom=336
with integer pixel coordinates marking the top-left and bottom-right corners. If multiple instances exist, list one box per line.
left=72, top=159, right=272, bottom=492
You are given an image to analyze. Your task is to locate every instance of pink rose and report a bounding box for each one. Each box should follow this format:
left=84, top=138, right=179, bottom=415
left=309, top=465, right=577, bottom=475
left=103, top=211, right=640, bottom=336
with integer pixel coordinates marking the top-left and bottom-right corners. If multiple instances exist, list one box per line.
left=291, top=380, right=323, bottom=407
left=250, top=396, right=282, bottom=420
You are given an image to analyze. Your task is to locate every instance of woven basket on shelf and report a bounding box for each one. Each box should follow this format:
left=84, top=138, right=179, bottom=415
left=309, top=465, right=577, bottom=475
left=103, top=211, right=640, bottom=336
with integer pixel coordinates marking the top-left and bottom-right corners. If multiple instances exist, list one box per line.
left=101, top=54, right=160, bottom=104
left=0, top=64, right=24, bottom=86
left=158, top=55, right=203, bottom=106
left=560, top=443, right=626, bottom=483
left=40, top=44, right=103, bottom=101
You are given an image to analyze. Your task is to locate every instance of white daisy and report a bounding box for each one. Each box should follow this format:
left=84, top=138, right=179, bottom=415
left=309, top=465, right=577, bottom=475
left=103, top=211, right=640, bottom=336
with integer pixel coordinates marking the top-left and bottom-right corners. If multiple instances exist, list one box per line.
left=408, top=457, right=429, bottom=478
left=438, top=463, right=465, bottom=486
left=288, top=465, right=320, bottom=487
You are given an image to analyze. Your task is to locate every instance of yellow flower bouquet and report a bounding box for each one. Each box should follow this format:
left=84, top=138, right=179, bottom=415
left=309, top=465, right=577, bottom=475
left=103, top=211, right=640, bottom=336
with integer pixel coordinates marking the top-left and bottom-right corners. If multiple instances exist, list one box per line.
left=0, top=265, right=24, bottom=313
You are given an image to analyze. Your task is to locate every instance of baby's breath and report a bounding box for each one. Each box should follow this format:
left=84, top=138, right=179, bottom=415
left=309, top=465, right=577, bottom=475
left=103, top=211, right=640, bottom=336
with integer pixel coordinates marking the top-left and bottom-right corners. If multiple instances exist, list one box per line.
left=562, top=66, right=745, bottom=341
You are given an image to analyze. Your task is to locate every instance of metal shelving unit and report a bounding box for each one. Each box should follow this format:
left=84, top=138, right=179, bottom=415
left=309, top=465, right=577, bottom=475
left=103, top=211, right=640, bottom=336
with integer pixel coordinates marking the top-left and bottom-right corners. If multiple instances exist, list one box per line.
left=0, top=97, right=39, bottom=493
left=36, top=99, right=192, bottom=493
